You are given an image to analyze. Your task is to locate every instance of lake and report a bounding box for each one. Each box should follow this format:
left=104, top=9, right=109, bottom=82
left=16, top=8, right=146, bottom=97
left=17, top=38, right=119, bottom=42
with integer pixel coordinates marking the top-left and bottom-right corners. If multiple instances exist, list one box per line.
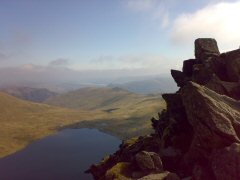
left=0, top=128, right=121, bottom=180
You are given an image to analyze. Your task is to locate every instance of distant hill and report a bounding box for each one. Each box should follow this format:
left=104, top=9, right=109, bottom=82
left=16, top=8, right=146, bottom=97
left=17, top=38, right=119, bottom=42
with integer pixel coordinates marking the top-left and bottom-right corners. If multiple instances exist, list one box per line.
left=45, top=87, right=166, bottom=139
left=1, top=86, right=57, bottom=102
left=45, top=87, right=164, bottom=110
left=108, top=77, right=177, bottom=94
left=0, top=92, right=104, bottom=158
left=1, top=87, right=166, bottom=158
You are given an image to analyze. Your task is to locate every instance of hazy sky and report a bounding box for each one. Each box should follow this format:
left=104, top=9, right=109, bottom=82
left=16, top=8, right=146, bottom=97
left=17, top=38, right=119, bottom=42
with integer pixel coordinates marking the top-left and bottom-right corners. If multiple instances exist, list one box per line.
left=0, top=0, right=240, bottom=73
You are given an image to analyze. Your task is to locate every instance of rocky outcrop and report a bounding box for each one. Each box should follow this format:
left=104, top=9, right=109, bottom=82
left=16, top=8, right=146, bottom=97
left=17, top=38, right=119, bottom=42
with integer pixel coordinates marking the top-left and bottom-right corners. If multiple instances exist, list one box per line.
left=87, top=38, right=240, bottom=180
left=194, top=38, right=220, bottom=61
left=180, top=82, right=240, bottom=176
left=135, top=151, right=163, bottom=172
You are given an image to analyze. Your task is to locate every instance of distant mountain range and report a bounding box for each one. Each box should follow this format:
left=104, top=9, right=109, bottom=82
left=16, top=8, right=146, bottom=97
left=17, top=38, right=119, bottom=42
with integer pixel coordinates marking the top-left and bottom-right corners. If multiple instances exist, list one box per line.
left=108, top=77, right=177, bottom=94
left=45, top=86, right=163, bottom=110
left=1, top=86, right=57, bottom=102
left=44, top=86, right=165, bottom=139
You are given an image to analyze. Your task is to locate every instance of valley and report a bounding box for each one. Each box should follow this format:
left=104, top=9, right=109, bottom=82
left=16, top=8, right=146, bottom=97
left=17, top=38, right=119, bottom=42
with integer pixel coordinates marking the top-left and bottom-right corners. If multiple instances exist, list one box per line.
left=0, top=87, right=165, bottom=158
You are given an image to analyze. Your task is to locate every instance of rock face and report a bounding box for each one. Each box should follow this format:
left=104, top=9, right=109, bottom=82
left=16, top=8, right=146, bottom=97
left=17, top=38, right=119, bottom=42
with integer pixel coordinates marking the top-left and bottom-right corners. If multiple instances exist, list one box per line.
left=195, top=38, right=220, bottom=61
left=87, top=38, right=240, bottom=180
left=211, top=143, right=240, bottom=180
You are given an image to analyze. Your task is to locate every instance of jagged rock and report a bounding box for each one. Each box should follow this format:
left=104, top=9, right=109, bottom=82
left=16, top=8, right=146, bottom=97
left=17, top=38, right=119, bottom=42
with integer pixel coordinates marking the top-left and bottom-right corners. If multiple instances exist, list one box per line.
left=161, top=93, right=193, bottom=153
left=171, top=70, right=186, bottom=87
left=211, top=143, right=240, bottom=180
left=207, top=56, right=227, bottom=81
left=138, top=171, right=180, bottom=180
left=181, top=82, right=240, bottom=171
left=162, top=93, right=187, bottom=125
left=135, top=151, right=163, bottom=172
left=88, top=39, right=240, bottom=180
left=87, top=135, right=161, bottom=179
left=194, top=38, right=220, bottom=61
left=224, top=49, right=240, bottom=82
left=204, top=77, right=240, bottom=100
left=182, top=59, right=196, bottom=77
left=152, top=94, right=193, bottom=173
left=205, top=75, right=228, bottom=96
left=192, top=64, right=212, bottom=84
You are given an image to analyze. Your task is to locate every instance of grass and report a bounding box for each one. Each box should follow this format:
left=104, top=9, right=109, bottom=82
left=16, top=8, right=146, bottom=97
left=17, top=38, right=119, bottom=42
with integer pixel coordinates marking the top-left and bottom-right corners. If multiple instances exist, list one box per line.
left=0, top=87, right=165, bottom=158
left=0, top=92, right=106, bottom=158
left=45, top=87, right=165, bottom=139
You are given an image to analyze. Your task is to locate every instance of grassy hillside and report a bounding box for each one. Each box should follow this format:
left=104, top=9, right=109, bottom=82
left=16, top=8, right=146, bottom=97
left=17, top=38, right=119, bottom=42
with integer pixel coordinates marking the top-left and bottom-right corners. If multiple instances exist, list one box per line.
left=45, top=87, right=163, bottom=110
left=0, top=92, right=105, bottom=158
left=0, top=87, right=165, bottom=158
left=45, top=87, right=165, bottom=138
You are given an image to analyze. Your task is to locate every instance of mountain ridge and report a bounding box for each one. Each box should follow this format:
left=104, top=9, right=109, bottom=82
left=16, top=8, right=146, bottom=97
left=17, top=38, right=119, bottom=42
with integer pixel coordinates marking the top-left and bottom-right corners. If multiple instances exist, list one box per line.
left=1, top=86, right=57, bottom=102
left=44, top=86, right=162, bottom=110
left=108, top=77, right=177, bottom=94
left=88, top=38, right=240, bottom=180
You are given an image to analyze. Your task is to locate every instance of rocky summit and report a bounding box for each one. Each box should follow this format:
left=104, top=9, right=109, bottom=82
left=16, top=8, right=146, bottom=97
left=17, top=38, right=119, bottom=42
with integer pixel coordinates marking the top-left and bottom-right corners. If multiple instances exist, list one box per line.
left=87, top=38, right=240, bottom=180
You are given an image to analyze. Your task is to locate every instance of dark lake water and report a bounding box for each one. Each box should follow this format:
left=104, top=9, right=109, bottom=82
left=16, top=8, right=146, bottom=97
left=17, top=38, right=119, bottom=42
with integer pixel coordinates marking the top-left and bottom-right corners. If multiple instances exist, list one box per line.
left=0, top=128, right=121, bottom=180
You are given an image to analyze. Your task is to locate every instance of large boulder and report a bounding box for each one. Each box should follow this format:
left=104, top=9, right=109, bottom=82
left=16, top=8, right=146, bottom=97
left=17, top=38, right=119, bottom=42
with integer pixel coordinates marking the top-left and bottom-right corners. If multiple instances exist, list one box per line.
left=195, top=38, right=220, bottom=61
left=134, top=151, right=163, bottom=172
left=181, top=82, right=240, bottom=169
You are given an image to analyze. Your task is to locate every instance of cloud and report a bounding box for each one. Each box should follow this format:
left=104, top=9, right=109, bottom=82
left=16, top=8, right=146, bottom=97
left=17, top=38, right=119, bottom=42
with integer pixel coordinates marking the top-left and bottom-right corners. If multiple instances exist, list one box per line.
left=91, top=55, right=115, bottom=64
left=48, top=58, right=69, bottom=66
left=171, top=1, right=240, bottom=51
left=124, top=0, right=170, bottom=28
left=0, top=64, right=172, bottom=90
left=91, top=54, right=179, bottom=72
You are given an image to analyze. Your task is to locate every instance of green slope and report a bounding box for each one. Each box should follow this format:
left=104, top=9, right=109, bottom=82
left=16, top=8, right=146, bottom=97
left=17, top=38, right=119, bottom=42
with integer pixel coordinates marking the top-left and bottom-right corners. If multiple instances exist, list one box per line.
left=0, top=92, right=105, bottom=158
left=45, top=87, right=163, bottom=110
left=45, top=87, right=166, bottom=139
left=0, top=87, right=165, bottom=158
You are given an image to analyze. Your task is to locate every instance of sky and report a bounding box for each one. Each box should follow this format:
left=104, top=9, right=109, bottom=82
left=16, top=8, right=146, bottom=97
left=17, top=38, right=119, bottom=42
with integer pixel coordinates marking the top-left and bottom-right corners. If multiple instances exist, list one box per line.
left=0, top=0, right=240, bottom=78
